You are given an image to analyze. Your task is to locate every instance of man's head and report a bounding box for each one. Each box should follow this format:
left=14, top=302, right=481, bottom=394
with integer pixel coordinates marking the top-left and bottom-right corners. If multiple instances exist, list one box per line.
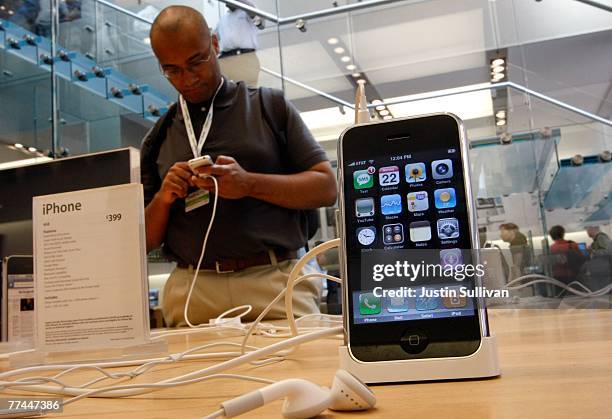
left=499, top=223, right=519, bottom=242
left=549, top=225, right=565, bottom=241
left=150, top=6, right=221, bottom=103
left=586, top=226, right=600, bottom=239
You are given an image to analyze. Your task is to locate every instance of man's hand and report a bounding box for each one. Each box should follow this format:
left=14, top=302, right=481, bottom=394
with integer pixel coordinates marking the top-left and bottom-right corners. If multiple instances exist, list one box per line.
left=191, top=155, right=254, bottom=199
left=156, top=162, right=194, bottom=204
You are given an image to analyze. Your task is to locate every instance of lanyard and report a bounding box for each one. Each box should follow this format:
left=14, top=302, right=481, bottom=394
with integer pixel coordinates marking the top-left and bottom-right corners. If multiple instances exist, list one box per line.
left=179, top=78, right=225, bottom=159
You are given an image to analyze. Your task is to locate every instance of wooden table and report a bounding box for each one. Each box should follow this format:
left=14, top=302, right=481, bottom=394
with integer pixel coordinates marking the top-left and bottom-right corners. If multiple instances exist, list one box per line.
left=4, top=309, right=612, bottom=418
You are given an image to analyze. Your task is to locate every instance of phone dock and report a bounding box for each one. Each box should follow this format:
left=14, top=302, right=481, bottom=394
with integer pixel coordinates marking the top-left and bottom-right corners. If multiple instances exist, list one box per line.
left=338, top=335, right=500, bottom=384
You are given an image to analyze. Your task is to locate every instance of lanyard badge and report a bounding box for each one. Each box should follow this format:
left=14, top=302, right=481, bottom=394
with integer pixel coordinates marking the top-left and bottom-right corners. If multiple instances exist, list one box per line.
left=179, top=78, right=225, bottom=159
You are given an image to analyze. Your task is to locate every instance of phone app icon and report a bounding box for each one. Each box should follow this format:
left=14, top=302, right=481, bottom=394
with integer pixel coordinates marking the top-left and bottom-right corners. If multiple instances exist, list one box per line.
left=353, top=169, right=374, bottom=189
left=380, top=194, right=402, bottom=215
left=383, top=223, right=404, bottom=245
left=405, top=163, right=426, bottom=183
left=407, top=191, right=429, bottom=212
left=359, top=292, right=381, bottom=315
left=440, top=248, right=463, bottom=267
left=409, top=221, right=432, bottom=242
left=442, top=286, right=467, bottom=308
left=379, top=166, right=400, bottom=186
left=416, top=295, right=439, bottom=311
left=432, top=159, right=453, bottom=180
left=434, top=188, right=456, bottom=209
left=355, top=198, right=375, bottom=217
left=437, top=218, right=460, bottom=239
left=356, top=226, right=376, bottom=246
left=386, top=296, right=408, bottom=313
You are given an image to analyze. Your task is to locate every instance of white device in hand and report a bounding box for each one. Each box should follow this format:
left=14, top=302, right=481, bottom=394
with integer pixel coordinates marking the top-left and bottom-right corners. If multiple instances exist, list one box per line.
left=188, top=155, right=213, bottom=171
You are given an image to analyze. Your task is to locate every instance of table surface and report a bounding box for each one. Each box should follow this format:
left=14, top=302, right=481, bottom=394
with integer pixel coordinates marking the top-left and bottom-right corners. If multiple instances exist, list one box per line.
left=3, top=309, right=612, bottom=418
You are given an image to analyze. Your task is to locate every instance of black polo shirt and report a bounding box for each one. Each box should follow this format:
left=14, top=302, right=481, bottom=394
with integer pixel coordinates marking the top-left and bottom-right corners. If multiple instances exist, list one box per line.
left=140, top=79, right=328, bottom=267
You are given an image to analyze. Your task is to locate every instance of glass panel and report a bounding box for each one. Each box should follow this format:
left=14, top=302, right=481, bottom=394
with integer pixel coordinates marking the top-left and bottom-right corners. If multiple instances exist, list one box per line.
left=0, top=15, right=52, bottom=165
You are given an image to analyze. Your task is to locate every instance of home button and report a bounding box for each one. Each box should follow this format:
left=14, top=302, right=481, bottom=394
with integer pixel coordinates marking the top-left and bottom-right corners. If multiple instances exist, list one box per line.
left=400, top=329, right=429, bottom=354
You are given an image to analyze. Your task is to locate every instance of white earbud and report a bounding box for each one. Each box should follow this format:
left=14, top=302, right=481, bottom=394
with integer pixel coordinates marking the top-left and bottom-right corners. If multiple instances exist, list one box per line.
left=329, top=369, right=377, bottom=411
left=216, top=369, right=376, bottom=418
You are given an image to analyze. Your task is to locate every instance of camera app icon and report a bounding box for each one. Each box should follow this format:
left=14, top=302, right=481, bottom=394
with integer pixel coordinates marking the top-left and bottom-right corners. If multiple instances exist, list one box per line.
left=431, top=159, right=453, bottom=180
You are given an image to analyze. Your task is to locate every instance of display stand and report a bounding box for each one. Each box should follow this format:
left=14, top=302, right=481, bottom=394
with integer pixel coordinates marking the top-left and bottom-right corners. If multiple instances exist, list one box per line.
left=0, top=184, right=168, bottom=370
left=338, top=335, right=500, bottom=384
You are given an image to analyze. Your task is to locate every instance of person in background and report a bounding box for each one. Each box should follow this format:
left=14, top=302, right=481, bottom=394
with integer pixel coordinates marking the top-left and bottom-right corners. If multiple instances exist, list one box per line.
left=586, top=226, right=612, bottom=255
left=479, top=226, right=510, bottom=284
left=549, top=225, right=585, bottom=283
left=214, top=0, right=262, bottom=87
left=499, top=223, right=532, bottom=278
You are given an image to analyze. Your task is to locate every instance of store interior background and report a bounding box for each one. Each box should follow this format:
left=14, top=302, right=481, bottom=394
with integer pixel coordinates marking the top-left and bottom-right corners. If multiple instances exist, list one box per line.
left=0, top=0, right=610, bottom=305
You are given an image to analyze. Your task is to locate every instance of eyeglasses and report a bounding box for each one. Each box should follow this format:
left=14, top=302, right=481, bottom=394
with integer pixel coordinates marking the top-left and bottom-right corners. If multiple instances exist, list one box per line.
left=160, top=40, right=213, bottom=80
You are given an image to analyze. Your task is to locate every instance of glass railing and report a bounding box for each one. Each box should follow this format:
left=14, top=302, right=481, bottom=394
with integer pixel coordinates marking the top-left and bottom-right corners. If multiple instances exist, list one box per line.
left=3, top=0, right=610, bottom=159
left=0, top=18, right=53, bottom=159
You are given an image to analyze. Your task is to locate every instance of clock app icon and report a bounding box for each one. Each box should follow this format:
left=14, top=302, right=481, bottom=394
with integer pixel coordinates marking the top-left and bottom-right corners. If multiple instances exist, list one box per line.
left=356, top=227, right=376, bottom=246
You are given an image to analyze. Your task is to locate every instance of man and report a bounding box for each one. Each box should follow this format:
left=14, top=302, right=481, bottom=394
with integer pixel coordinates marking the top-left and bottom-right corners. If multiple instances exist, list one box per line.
left=549, top=225, right=585, bottom=282
left=499, top=223, right=532, bottom=278
left=586, top=226, right=611, bottom=255
left=215, top=0, right=262, bottom=87
left=141, top=6, right=337, bottom=327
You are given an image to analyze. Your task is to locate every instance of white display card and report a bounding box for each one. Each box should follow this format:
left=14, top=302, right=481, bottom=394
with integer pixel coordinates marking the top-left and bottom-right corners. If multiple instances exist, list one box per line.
left=33, top=183, right=149, bottom=352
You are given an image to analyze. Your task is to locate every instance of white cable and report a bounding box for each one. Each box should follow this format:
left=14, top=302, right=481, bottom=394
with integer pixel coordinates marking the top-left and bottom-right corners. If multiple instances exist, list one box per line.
left=150, top=324, right=247, bottom=340
left=285, top=239, right=342, bottom=339
left=240, top=272, right=342, bottom=359
left=215, top=305, right=253, bottom=324
left=1, top=327, right=341, bottom=399
left=184, top=175, right=219, bottom=328
left=506, top=274, right=612, bottom=297
left=555, top=281, right=593, bottom=298
left=0, top=341, right=265, bottom=383
left=60, top=373, right=276, bottom=406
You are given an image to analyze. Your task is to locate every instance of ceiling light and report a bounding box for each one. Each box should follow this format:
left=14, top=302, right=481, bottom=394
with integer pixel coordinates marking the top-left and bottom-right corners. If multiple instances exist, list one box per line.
left=327, top=37, right=339, bottom=45
left=375, top=105, right=386, bottom=111
left=346, top=64, right=356, bottom=71
left=357, top=79, right=366, bottom=84
left=28, top=147, right=37, bottom=152
left=492, top=73, right=505, bottom=81
left=491, top=58, right=505, bottom=67
left=372, top=99, right=382, bottom=105
left=340, top=56, right=350, bottom=63
left=383, top=115, right=393, bottom=120
left=386, top=83, right=494, bottom=121
left=8, top=10, right=14, bottom=15
left=15, top=143, right=24, bottom=148
left=333, top=47, right=345, bottom=54
left=0, top=5, right=5, bottom=10
left=351, top=73, right=361, bottom=78
left=496, top=110, right=506, bottom=118
left=496, top=119, right=506, bottom=126
left=379, top=109, right=390, bottom=116
left=492, top=66, right=505, bottom=73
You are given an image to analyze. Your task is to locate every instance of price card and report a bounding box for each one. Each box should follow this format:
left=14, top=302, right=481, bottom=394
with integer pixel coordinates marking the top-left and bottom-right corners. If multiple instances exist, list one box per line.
left=32, top=183, right=149, bottom=352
